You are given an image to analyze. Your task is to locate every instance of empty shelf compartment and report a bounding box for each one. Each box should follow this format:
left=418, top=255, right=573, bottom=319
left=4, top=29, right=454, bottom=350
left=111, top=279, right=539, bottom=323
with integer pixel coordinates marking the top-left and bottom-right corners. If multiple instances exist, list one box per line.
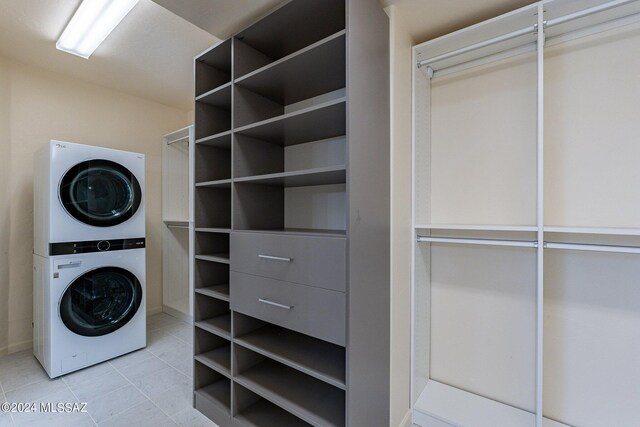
left=234, top=166, right=346, bottom=187
left=195, top=143, right=231, bottom=183
left=235, top=31, right=346, bottom=107
left=234, top=134, right=346, bottom=180
left=194, top=295, right=231, bottom=339
left=195, top=330, right=231, bottom=377
left=233, top=0, right=345, bottom=78
left=196, top=39, right=232, bottom=96
left=235, top=323, right=346, bottom=389
left=195, top=314, right=231, bottom=339
left=195, top=187, right=231, bottom=229
left=195, top=345, right=231, bottom=377
left=235, top=352, right=345, bottom=427
left=234, top=98, right=346, bottom=146
left=195, top=284, right=230, bottom=301
left=194, top=365, right=231, bottom=416
left=235, top=383, right=313, bottom=427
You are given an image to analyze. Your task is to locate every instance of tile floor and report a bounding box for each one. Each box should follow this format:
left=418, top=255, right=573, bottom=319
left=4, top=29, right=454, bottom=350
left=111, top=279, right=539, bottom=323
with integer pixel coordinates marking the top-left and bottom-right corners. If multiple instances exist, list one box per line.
left=0, top=313, right=218, bottom=427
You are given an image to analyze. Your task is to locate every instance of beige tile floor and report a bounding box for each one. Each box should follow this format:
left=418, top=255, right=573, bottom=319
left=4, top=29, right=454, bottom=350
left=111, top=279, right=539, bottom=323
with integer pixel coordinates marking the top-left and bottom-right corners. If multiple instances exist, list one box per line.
left=0, top=313, right=217, bottom=427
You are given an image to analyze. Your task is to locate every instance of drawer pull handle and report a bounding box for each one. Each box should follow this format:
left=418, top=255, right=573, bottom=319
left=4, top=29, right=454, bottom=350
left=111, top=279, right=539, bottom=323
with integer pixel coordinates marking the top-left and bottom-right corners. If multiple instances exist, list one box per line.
left=258, top=254, right=292, bottom=262
left=259, top=298, right=293, bottom=310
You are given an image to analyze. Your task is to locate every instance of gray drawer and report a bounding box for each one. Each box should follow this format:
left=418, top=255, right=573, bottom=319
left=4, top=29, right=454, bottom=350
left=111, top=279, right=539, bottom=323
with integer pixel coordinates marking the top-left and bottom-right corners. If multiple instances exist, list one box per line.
left=230, top=232, right=346, bottom=292
left=230, top=271, right=345, bottom=346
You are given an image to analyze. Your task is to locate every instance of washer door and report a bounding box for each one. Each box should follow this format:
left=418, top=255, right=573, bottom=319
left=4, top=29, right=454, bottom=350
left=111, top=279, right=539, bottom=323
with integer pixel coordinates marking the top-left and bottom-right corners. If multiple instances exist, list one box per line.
left=59, top=159, right=142, bottom=227
left=60, top=267, right=143, bottom=337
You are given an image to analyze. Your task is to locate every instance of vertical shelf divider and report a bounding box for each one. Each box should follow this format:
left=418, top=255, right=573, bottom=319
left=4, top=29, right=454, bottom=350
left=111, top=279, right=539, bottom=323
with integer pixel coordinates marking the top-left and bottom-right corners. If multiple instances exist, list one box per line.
left=535, top=4, right=545, bottom=427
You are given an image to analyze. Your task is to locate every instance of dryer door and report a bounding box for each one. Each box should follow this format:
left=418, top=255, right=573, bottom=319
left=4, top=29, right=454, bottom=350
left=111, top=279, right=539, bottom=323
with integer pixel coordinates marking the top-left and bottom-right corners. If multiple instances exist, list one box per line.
left=59, top=159, right=142, bottom=227
left=60, top=267, right=143, bottom=337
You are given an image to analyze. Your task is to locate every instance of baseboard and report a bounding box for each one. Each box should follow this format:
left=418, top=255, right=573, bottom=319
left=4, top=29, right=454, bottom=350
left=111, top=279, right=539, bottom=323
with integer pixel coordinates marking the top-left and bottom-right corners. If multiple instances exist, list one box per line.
left=0, top=339, right=33, bottom=355
left=399, top=409, right=412, bottom=427
left=146, top=306, right=163, bottom=316
left=162, top=305, right=193, bottom=324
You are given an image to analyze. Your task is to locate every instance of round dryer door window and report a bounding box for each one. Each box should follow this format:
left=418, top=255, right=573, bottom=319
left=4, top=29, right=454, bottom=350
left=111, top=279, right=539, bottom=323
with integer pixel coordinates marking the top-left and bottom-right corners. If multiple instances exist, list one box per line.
left=60, top=159, right=142, bottom=227
left=60, top=267, right=143, bottom=337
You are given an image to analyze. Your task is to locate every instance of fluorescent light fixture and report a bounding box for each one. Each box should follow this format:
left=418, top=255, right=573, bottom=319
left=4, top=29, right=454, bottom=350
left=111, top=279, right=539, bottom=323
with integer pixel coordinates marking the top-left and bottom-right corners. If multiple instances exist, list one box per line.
left=56, top=0, right=139, bottom=59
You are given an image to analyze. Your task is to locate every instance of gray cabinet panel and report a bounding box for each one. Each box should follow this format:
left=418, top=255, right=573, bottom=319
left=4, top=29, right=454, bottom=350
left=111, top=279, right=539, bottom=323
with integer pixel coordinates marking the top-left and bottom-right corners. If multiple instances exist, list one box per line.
left=230, top=231, right=346, bottom=292
left=230, top=272, right=345, bottom=346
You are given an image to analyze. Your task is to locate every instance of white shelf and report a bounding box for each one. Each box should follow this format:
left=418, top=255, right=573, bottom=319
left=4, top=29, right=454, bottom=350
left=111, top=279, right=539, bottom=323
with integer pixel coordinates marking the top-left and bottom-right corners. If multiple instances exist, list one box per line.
left=413, top=381, right=568, bottom=427
left=414, top=3, right=538, bottom=74
left=415, top=224, right=537, bottom=232
left=544, top=226, right=640, bottom=236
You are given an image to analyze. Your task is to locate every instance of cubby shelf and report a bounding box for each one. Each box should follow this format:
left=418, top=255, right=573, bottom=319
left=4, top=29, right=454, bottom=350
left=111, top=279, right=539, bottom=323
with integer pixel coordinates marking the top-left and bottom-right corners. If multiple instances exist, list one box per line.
left=195, top=312, right=231, bottom=340
left=195, top=130, right=232, bottom=148
left=195, top=254, right=230, bottom=264
left=195, top=284, right=230, bottom=301
left=235, top=359, right=345, bottom=427
left=196, top=82, right=232, bottom=108
left=234, top=165, right=346, bottom=187
left=415, top=224, right=538, bottom=232
left=232, top=0, right=345, bottom=78
left=195, top=313, right=232, bottom=339
left=236, top=228, right=347, bottom=238
left=234, top=98, right=346, bottom=146
left=196, top=39, right=232, bottom=97
left=163, top=219, right=189, bottom=227
left=236, top=399, right=313, bottom=427
left=195, top=228, right=231, bottom=234
left=235, top=324, right=346, bottom=389
left=543, top=226, right=640, bottom=236
left=195, top=179, right=232, bottom=188
left=195, top=345, right=232, bottom=377
left=235, top=31, right=346, bottom=106
left=194, top=378, right=231, bottom=413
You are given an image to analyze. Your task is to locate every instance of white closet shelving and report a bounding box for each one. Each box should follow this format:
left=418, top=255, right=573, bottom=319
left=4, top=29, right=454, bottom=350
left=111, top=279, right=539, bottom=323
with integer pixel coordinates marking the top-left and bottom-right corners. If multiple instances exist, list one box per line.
left=162, top=126, right=194, bottom=322
left=411, top=1, right=640, bottom=426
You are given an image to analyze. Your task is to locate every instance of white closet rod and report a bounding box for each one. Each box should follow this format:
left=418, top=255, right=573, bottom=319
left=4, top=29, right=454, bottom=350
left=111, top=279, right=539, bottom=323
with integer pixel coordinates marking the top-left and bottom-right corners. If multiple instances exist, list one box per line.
left=416, top=0, right=638, bottom=68
left=167, top=224, right=189, bottom=229
left=544, top=242, right=640, bottom=254
left=166, top=136, right=189, bottom=146
left=417, top=236, right=538, bottom=248
left=417, top=26, right=534, bottom=68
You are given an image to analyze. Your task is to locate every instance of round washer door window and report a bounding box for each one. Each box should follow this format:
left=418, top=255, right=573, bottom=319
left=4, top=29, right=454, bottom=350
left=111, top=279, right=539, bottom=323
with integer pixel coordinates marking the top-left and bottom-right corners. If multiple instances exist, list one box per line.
left=60, top=159, right=142, bottom=227
left=60, top=267, right=143, bottom=337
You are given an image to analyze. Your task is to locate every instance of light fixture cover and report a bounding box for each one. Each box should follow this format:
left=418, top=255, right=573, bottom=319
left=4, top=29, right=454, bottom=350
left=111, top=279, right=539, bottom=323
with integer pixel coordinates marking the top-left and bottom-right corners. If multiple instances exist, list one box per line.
left=56, top=0, right=140, bottom=59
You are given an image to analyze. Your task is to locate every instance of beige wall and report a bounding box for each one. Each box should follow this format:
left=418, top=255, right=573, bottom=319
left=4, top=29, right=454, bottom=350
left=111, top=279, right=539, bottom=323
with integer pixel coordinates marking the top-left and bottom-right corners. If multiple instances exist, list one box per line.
left=387, top=6, right=413, bottom=427
left=0, top=57, right=11, bottom=357
left=0, top=55, right=189, bottom=355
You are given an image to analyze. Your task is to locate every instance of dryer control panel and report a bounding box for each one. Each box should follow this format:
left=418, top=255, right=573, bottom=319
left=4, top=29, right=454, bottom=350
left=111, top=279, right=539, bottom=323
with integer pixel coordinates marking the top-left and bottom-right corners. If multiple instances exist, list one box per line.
left=49, top=238, right=145, bottom=255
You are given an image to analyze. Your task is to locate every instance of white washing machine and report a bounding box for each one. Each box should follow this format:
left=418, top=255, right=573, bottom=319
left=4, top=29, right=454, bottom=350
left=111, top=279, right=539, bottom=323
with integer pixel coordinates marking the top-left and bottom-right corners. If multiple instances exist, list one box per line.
left=33, top=247, right=146, bottom=378
left=34, top=140, right=145, bottom=257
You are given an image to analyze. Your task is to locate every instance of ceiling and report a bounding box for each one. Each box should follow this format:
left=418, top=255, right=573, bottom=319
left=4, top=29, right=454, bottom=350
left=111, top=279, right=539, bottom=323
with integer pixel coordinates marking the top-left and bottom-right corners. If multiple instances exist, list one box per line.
left=0, top=0, right=218, bottom=110
left=150, top=0, right=282, bottom=39
left=0, top=0, right=537, bottom=112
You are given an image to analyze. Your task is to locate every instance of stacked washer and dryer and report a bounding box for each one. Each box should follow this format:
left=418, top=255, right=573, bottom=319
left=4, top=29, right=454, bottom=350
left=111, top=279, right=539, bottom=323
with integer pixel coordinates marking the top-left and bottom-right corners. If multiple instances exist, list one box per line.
left=33, top=140, right=146, bottom=378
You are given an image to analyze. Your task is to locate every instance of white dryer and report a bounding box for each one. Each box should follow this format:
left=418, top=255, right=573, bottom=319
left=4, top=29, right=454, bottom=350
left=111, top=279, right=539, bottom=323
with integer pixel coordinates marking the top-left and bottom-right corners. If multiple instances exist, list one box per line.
left=33, top=247, right=146, bottom=378
left=34, top=140, right=145, bottom=257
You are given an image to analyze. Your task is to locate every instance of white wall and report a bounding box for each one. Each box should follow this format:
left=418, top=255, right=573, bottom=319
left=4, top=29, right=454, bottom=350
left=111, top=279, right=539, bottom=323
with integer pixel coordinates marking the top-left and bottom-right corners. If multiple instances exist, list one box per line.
left=0, top=55, right=189, bottom=355
left=387, top=5, right=413, bottom=427
left=0, top=56, right=11, bottom=357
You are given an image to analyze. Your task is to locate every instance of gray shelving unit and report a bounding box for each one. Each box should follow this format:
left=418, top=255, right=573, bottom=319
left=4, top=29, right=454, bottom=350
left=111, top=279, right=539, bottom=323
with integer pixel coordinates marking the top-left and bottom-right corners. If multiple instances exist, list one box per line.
left=193, top=0, right=389, bottom=425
